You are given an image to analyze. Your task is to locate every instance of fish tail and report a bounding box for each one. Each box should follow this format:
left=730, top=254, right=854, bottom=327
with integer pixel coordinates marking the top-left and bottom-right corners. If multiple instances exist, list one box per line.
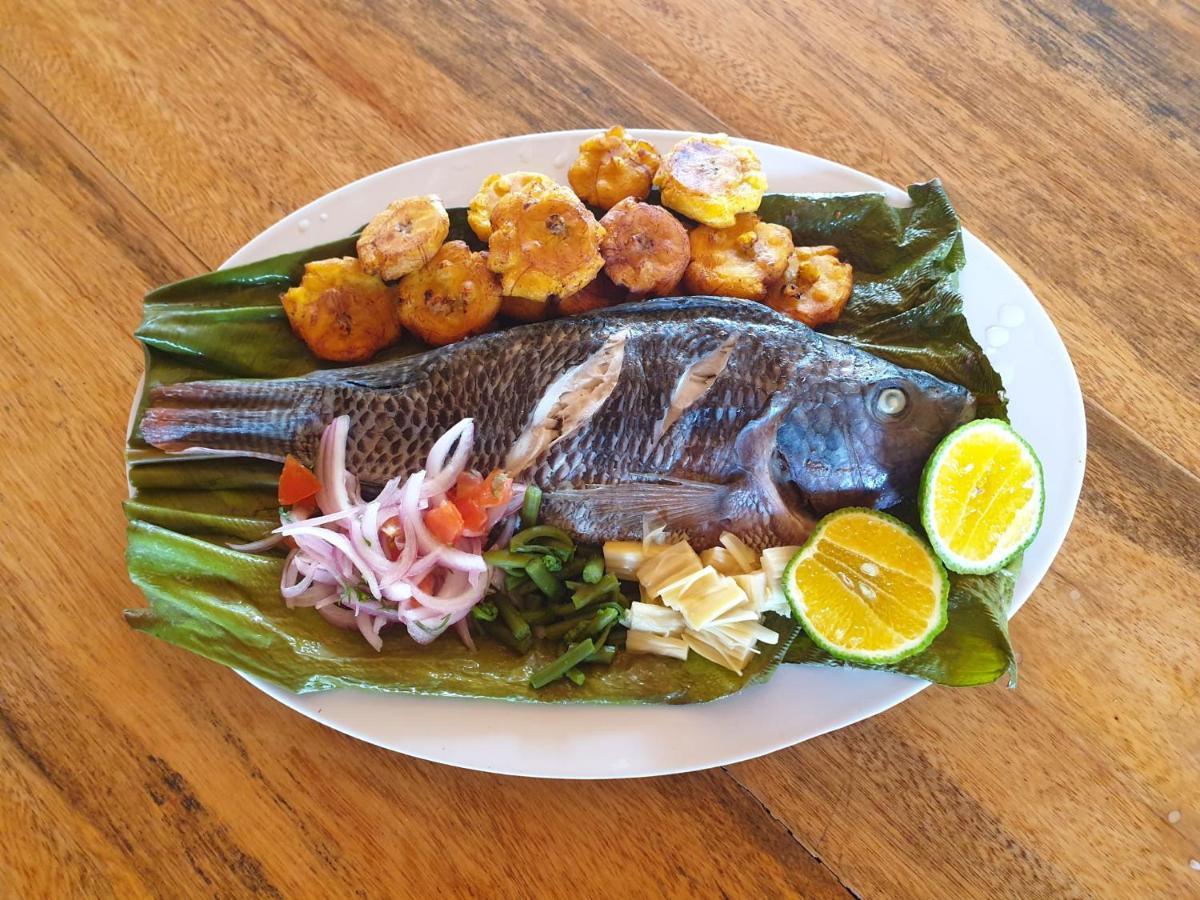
left=140, top=379, right=324, bottom=462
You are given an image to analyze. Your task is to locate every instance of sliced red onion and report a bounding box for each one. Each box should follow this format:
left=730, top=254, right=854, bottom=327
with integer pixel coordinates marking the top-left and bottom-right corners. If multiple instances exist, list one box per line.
left=275, top=506, right=358, bottom=533
left=402, top=548, right=445, bottom=584
left=284, top=526, right=382, bottom=599
left=228, top=533, right=285, bottom=553
left=406, top=612, right=452, bottom=644
left=290, top=532, right=344, bottom=581
left=400, top=470, right=442, bottom=554
left=375, top=475, right=405, bottom=509
left=361, top=497, right=383, bottom=550
left=382, top=581, right=413, bottom=603
left=382, top=513, right=419, bottom=585
left=313, top=419, right=334, bottom=514
left=453, top=617, right=476, bottom=651
left=436, top=545, right=488, bottom=573
left=421, top=419, right=474, bottom=497
left=296, top=558, right=340, bottom=585
left=280, top=550, right=317, bottom=599
left=317, top=603, right=357, bottom=630
left=286, top=588, right=339, bottom=609
left=409, top=569, right=489, bottom=615
left=343, top=597, right=403, bottom=621
left=348, top=515, right=393, bottom=575
left=315, top=415, right=353, bottom=515
left=356, top=611, right=383, bottom=651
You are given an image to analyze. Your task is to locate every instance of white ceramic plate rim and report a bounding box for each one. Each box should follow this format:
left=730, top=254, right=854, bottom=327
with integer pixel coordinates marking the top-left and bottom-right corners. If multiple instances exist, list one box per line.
left=132, top=130, right=1085, bottom=778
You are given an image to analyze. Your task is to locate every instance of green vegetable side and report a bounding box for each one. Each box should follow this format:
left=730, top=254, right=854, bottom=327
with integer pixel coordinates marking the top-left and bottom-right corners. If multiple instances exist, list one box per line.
left=125, top=181, right=1018, bottom=700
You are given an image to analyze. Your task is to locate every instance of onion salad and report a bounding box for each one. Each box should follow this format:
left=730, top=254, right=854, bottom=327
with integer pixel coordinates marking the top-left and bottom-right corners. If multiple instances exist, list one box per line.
left=273, top=416, right=523, bottom=651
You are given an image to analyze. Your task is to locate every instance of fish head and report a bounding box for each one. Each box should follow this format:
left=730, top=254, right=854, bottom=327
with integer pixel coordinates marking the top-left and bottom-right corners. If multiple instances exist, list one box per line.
left=777, top=365, right=975, bottom=514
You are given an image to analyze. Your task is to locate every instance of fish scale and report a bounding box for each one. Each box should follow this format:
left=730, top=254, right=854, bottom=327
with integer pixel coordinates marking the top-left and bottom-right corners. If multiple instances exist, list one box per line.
left=143, top=297, right=974, bottom=547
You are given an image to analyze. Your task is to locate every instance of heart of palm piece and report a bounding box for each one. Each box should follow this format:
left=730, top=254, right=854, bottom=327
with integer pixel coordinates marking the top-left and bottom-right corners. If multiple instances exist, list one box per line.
left=605, top=532, right=794, bottom=675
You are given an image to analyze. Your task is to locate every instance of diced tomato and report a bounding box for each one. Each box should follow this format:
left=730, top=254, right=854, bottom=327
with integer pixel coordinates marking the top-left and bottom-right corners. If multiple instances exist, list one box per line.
left=453, top=493, right=489, bottom=533
left=447, top=469, right=512, bottom=533
left=454, top=468, right=513, bottom=509
left=481, top=470, right=514, bottom=508
left=454, top=471, right=483, bottom=497
left=278, top=455, right=321, bottom=505
left=424, top=499, right=464, bottom=545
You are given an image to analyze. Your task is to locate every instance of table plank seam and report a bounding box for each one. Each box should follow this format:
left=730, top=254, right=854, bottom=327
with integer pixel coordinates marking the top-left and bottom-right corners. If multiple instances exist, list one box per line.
left=1084, top=395, right=1200, bottom=486
left=722, top=765, right=862, bottom=897
left=0, top=60, right=209, bottom=274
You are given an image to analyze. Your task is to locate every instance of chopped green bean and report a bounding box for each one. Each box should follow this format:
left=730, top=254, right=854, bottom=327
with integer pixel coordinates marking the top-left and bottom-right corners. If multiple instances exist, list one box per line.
left=564, top=604, right=621, bottom=645
left=564, top=667, right=586, bottom=687
left=484, top=549, right=531, bottom=572
left=539, top=610, right=593, bottom=639
left=520, top=607, right=554, bottom=625
left=581, top=555, right=605, bottom=585
left=592, top=619, right=617, bottom=653
left=520, top=484, right=543, bottom=529
left=504, top=578, right=537, bottom=602
left=560, top=557, right=587, bottom=579
left=470, top=600, right=498, bottom=622
left=512, top=544, right=575, bottom=564
left=563, top=619, right=591, bottom=645
left=525, top=557, right=565, bottom=599
left=510, top=525, right=573, bottom=554
left=483, top=619, right=532, bottom=655
left=530, top=639, right=595, bottom=689
left=512, top=590, right=537, bottom=613
left=585, top=644, right=616, bottom=665
left=494, top=596, right=531, bottom=642
left=570, top=573, right=620, bottom=610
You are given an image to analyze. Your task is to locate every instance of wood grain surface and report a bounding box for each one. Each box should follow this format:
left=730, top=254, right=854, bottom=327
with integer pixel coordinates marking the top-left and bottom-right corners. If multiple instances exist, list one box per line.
left=1, top=1, right=1197, bottom=896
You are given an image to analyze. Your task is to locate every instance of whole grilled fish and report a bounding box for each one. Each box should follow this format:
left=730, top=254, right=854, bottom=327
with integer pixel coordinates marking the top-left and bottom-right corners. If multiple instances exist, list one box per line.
left=143, top=297, right=974, bottom=547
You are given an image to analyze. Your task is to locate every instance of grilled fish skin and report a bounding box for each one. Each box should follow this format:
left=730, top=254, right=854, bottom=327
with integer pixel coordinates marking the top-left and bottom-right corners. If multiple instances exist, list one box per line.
left=143, top=297, right=974, bottom=547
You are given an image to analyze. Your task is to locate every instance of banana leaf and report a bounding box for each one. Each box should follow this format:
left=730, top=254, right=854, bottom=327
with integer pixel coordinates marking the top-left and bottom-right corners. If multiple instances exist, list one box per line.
left=125, top=180, right=1017, bottom=699
left=759, top=183, right=1016, bottom=686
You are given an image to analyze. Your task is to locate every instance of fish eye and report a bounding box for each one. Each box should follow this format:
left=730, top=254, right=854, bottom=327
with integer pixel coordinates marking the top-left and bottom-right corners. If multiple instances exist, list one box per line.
left=873, top=385, right=909, bottom=419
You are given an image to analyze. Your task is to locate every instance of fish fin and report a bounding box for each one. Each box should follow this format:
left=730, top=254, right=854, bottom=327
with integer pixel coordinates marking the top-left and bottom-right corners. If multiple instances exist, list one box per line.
left=307, top=353, right=427, bottom=389
left=540, top=477, right=732, bottom=538
left=141, top=378, right=323, bottom=461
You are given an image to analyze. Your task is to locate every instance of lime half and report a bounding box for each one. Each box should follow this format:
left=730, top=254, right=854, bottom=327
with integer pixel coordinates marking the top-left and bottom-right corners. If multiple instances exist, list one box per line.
left=783, top=509, right=949, bottom=665
left=920, top=419, right=1044, bottom=575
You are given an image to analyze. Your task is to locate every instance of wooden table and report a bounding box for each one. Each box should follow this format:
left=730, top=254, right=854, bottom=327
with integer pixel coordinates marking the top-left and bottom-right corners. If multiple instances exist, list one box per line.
left=2, top=1, right=1196, bottom=896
